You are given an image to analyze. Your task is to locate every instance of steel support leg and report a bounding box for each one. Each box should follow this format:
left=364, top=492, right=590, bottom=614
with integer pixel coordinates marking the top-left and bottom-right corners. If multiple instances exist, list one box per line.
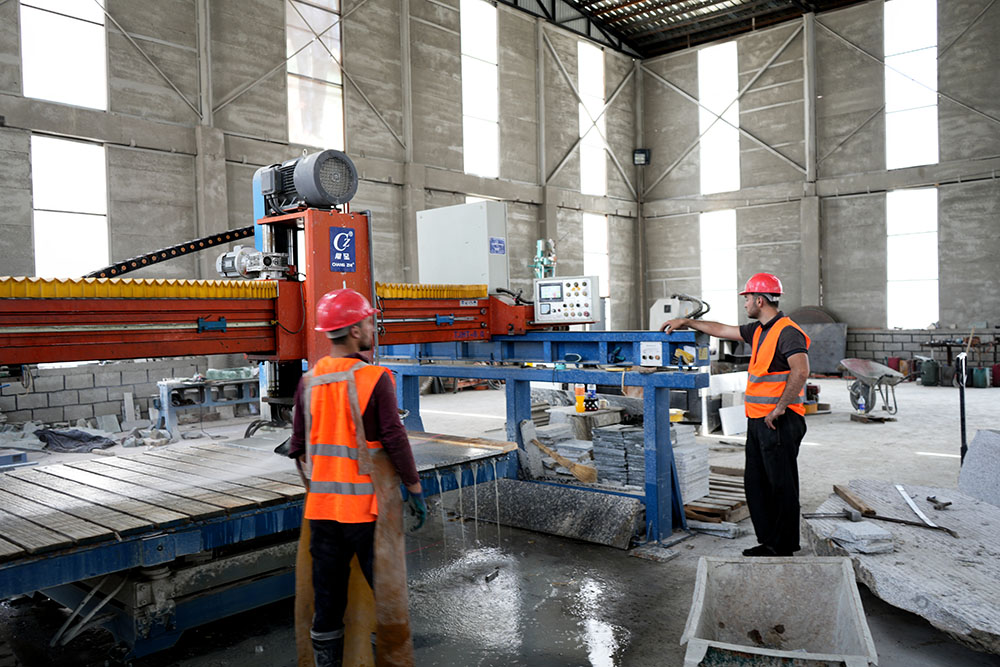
left=397, top=374, right=424, bottom=431
left=505, top=379, right=533, bottom=448
left=644, top=386, right=682, bottom=542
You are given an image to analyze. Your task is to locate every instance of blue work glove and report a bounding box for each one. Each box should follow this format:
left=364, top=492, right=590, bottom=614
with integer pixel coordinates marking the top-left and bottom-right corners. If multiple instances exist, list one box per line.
left=407, top=491, right=427, bottom=531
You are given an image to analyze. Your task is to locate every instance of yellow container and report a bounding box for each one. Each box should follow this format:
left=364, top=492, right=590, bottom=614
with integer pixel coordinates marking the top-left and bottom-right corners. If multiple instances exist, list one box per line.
left=575, top=395, right=586, bottom=413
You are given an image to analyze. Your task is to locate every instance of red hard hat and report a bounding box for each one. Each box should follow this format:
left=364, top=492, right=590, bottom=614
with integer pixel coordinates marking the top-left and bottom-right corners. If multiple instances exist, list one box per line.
left=739, top=272, right=783, bottom=296
left=314, top=289, right=377, bottom=332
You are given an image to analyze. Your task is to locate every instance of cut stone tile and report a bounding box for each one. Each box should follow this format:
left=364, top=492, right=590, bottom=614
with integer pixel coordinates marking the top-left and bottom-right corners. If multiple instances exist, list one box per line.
left=958, top=429, right=1000, bottom=508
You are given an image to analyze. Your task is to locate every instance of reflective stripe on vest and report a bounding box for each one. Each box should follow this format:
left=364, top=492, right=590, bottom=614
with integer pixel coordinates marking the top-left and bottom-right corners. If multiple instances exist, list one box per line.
left=745, top=317, right=811, bottom=419
left=302, top=356, right=392, bottom=523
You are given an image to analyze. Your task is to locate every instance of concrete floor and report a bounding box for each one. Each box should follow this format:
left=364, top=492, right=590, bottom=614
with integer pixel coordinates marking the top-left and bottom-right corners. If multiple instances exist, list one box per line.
left=2, top=377, right=998, bottom=666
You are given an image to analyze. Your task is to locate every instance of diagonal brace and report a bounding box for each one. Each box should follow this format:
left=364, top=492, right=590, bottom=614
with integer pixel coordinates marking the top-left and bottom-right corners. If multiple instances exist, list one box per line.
left=288, top=0, right=405, bottom=149
left=542, top=30, right=636, bottom=198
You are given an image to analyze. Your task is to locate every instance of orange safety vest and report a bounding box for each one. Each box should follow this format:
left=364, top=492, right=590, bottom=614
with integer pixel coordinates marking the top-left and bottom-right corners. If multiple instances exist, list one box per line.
left=302, top=356, right=392, bottom=523
left=744, top=317, right=811, bottom=419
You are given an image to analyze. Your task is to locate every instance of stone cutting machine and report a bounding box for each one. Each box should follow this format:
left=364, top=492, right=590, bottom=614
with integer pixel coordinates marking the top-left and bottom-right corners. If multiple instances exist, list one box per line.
left=0, top=150, right=708, bottom=660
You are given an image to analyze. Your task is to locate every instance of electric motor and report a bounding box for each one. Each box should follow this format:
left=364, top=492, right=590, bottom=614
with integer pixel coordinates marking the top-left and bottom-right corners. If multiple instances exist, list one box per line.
left=259, top=149, right=358, bottom=216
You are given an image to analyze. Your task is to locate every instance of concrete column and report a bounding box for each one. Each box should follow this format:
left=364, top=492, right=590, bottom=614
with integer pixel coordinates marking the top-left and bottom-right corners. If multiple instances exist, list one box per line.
left=634, top=59, right=647, bottom=329
left=803, top=13, right=817, bottom=185
left=194, top=126, right=229, bottom=279
left=541, top=185, right=559, bottom=245
left=800, top=195, right=820, bottom=305
left=402, top=162, right=425, bottom=281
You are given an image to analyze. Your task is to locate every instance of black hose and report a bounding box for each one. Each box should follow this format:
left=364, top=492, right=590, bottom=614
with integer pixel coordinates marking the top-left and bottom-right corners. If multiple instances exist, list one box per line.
left=496, top=287, right=533, bottom=305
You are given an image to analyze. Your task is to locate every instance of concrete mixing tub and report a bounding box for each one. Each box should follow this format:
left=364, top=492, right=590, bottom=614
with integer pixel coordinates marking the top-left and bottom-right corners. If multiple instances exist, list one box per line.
left=681, top=557, right=877, bottom=666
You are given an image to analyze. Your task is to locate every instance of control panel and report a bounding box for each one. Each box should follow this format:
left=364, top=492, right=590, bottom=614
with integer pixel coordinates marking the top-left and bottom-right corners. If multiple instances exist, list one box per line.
left=532, top=276, right=598, bottom=323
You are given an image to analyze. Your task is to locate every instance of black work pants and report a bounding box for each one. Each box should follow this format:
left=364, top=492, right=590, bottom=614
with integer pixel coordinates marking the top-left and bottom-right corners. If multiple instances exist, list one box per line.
left=744, top=411, right=806, bottom=554
left=310, top=519, right=376, bottom=633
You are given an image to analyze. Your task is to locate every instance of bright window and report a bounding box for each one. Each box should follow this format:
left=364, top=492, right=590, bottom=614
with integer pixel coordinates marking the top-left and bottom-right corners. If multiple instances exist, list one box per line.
left=287, top=0, right=344, bottom=150
left=583, top=213, right=610, bottom=325
left=578, top=42, right=606, bottom=197
left=699, top=210, right=738, bottom=326
left=886, top=188, right=938, bottom=328
left=20, top=1, right=107, bottom=110
left=31, top=136, right=109, bottom=278
left=461, top=0, right=499, bottom=178
left=697, top=42, right=740, bottom=194
left=884, top=0, right=938, bottom=169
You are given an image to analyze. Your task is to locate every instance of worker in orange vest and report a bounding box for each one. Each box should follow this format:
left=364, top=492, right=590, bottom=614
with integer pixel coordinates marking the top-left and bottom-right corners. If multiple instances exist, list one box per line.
left=661, top=273, right=810, bottom=557
left=287, top=288, right=426, bottom=667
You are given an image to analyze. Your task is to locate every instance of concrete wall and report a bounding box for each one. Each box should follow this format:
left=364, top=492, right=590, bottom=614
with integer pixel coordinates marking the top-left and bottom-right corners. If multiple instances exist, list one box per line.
left=0, top=0, right=639, bottom=313
left=641, top=0, right=1000, bottom=330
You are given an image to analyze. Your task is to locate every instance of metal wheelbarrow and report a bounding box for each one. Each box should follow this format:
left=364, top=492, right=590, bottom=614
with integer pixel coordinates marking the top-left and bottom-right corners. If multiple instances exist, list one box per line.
left=839, top=358, right=905, bottom=415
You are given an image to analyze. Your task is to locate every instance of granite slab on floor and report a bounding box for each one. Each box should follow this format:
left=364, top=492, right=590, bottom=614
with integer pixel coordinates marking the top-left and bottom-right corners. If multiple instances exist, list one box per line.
left=804, top=479, right=1000, bottom=655
left=449, top=477, right=643, bottom=550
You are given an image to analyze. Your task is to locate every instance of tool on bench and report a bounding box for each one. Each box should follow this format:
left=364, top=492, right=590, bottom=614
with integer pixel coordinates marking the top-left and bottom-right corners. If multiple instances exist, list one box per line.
left=821, top=484, right=959, bottom=538
left=926, top=495, right=952, bottom=511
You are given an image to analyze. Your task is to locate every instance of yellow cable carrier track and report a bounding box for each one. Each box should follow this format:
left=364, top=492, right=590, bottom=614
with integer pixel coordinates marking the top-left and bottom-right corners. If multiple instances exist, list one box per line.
left=0, top=277, right=278, bottom=299
left=375, top=282, right=488, bottom=300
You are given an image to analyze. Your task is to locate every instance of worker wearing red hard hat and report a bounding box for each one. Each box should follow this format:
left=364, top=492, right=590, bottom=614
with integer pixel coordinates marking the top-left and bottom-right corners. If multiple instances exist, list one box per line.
left=662, top=273, right=810, bottom=558
left=286, top=288, right=425, bottom=666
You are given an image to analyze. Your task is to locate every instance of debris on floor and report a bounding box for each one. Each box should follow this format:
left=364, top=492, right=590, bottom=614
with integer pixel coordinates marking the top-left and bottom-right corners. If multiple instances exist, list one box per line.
left=805, top=479, right=1000, bottom=654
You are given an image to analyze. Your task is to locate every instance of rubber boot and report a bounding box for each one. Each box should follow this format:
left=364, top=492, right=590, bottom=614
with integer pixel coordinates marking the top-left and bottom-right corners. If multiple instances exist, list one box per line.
left=311, top=628, right=345, bottom=667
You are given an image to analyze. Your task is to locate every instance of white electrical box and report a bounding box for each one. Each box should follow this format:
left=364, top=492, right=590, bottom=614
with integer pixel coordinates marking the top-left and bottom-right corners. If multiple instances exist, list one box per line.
left=639, top=341, right=666, bottom=367
left=416, top=201, right=509, bottom=293
left=648, top=296, right=702, bottom=331
left=533, top=276, right=598, bottom=323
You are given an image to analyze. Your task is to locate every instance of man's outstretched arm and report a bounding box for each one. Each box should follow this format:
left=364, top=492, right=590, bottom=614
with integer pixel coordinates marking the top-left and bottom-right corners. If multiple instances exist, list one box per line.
left=661, top=317, right=742, bottom=342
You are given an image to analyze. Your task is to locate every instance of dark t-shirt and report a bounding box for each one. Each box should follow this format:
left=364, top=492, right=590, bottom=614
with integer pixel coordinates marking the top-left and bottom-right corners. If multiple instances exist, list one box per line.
left=288, top=353, right=419, bottom=486
left=739, top=312, right=809, bottom=373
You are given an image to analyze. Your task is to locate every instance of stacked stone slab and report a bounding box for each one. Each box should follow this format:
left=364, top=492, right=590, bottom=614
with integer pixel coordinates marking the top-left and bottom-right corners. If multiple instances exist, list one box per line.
left=592, top=424, right=645, bottom=486
left=672, top=424, right=709, bottom=502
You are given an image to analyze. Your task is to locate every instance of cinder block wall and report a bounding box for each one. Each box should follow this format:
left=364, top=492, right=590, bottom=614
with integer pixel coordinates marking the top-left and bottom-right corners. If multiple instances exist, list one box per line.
left=0, top=358, right=210, bottom=424
left=845, top=330, right=997, bottom=367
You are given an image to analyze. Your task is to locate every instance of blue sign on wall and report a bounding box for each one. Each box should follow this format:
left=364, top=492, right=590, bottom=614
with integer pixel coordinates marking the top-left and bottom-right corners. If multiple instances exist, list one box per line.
left=489, top=237, right=506, bottom=255
left=330, top=227, right=356, bottom=272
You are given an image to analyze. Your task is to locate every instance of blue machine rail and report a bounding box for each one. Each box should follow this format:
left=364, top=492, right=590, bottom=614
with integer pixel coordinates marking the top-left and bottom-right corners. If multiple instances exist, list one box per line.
left=382, top=330, right=709, bottom=368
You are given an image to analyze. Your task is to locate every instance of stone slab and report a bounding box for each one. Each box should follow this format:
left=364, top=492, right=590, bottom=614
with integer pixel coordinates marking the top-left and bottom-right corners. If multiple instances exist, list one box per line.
left=958, top=429, right=1000, bottom=508
left=454, top=478, right=643, bottom=550
left=830, top=521, right=894, bottom=554
left=805, top=479, right=1000, bottom=654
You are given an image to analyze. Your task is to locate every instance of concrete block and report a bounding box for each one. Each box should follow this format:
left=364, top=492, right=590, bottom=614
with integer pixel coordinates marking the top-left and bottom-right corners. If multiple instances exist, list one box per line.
left=959, top=430, right=1000, bottom=508
left=95, top=371, right=122, bottom=386
left=4, top=410, right=33, bottom=423
left=874, top=334, right=893, bottom=342
left=891, top=334, right=912, bottom=342
left=64, top=404, right=94, bottom=421
left=92, top=401, right=121, bottom=417
left=865, top=342, right=883, bottom=351
left=121, top=370, right=147, bottom=385
left=32, top=407, right=64, bottom=423
left=78, top=388, right=109, bottom=403
left=16, top=393, right=47, bottom=410
left=0, top=396, right=15, bottom=412
left=65, top=374, right=95, bottom=390
left=854, top=334, right=874, bottom=342
left=31, top=375, right=64, bottom=392
left=1, top=383, right=27, bottom=396
left=172, top=365, right=197, bottom=379
left=47, top=390, right=80, bottom=407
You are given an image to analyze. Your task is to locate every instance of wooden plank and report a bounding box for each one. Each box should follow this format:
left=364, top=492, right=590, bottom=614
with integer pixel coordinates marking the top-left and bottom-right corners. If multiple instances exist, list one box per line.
left=6, top=468, right=187, bottom=527
left=65, top=460, right=252, bottom=513
left=137, top=450, right=303, bottom=499
left=0, top=487, right=112, bottom=545
left=0, top=474, right=149, bottom=535
left=0, top=535, right=25, bottom=562
left=0, top=506, right=74, bottom=554
left=94, top=456, right=283, bottom=506
left=725, top=504, right=750, bottom=523
left=142, top=449, right=303, bottom=496
left=39, top=465, right=225, bottom=520
left=710, top=465, right=745, bottom=477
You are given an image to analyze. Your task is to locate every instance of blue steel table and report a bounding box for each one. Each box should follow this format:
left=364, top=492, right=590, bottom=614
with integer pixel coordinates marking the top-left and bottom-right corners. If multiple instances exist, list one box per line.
left=382, top=330, right=711, bottom=543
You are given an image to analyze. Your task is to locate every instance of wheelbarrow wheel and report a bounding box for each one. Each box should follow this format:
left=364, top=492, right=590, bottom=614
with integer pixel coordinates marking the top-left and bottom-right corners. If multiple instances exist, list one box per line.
left=848, top=380, right=877, bottom=414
